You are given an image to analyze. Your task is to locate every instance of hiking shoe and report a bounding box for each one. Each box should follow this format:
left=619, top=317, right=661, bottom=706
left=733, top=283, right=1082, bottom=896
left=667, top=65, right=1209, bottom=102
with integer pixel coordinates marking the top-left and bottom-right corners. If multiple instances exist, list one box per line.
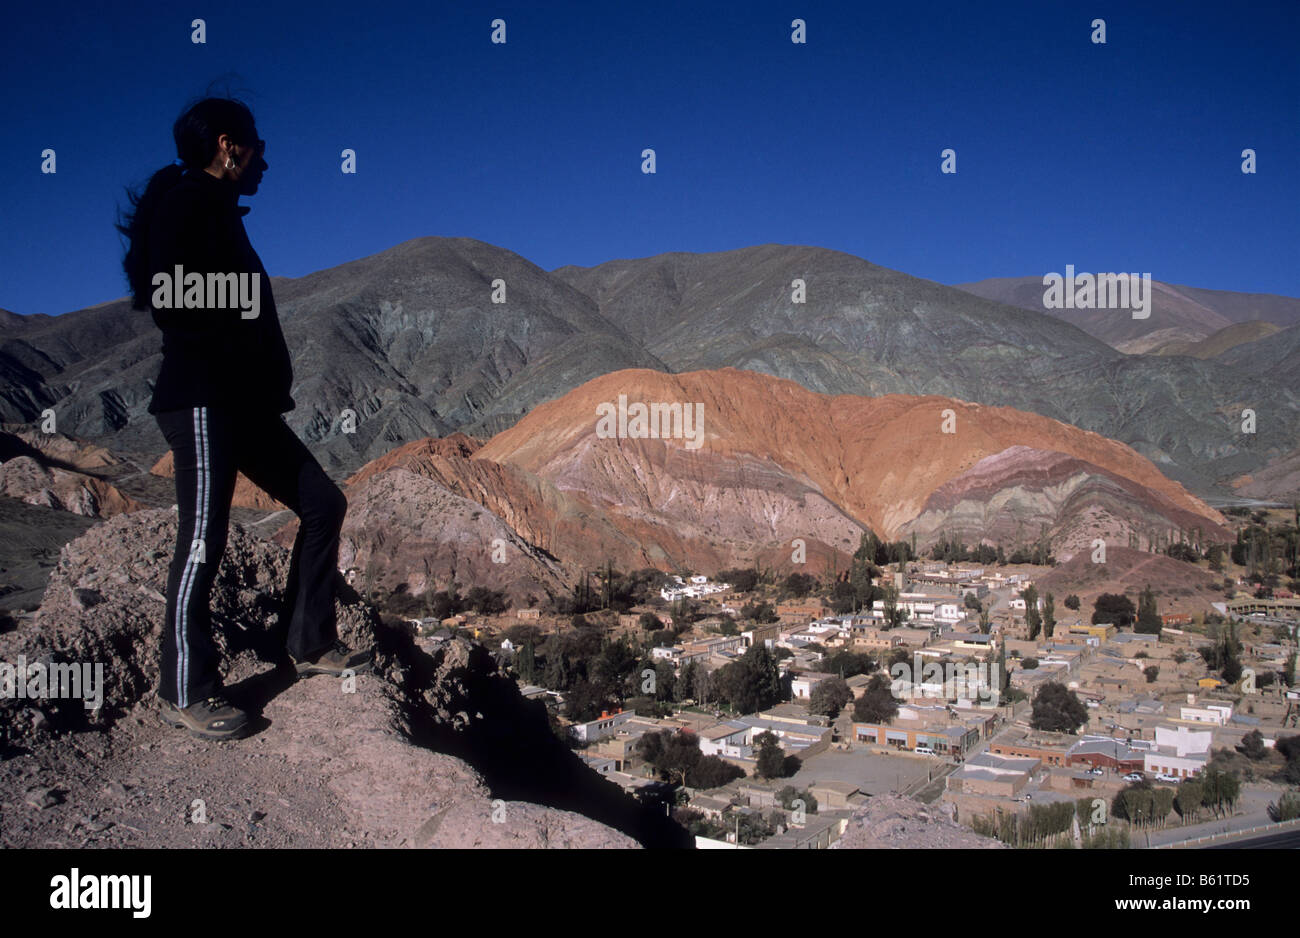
left=291, top=640, right=373, bottom=678
left=159, top=693, right=250, bottom=741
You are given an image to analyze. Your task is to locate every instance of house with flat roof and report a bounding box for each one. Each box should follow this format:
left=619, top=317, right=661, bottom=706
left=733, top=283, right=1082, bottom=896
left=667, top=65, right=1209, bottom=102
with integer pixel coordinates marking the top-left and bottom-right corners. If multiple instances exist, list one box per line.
left=852, top=705, right=982, bottom=759
left=790, top=670, right=838, bottom=699
left=697, top=720, right=752, bottom=759
left=805, top=780, right=863, bottom=809
left=946, top=752, right=1037, bottom=797
left=1065, top=735, right=1149, bottom=771
left=1179, top=697, right=1232, bottom=726
left=569, top=708, right=639, bottom=743
left=738, top=716, right=832, bottom=756
left=988, top=727, right=1074, bottom=767
left=759, top=703, right=828, bottom=727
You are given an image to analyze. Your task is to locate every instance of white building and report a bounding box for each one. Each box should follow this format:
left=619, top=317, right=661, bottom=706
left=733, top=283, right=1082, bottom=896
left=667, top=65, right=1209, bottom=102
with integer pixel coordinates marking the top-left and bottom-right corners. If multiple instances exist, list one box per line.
left=1154, top=724, right=1213, bottom=757
left=1179, top=697, right=1233, bottom=726
left=569, top=708, right=638, bottom=743
left=1144, top=722, right=1213, bottom=778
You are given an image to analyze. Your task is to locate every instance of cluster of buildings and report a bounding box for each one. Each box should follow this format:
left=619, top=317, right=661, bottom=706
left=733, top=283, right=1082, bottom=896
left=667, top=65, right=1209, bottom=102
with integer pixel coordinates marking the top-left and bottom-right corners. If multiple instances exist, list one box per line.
left=660, top=575, right=732, bottom=602
left=502, top=562, right=1298, bottom=845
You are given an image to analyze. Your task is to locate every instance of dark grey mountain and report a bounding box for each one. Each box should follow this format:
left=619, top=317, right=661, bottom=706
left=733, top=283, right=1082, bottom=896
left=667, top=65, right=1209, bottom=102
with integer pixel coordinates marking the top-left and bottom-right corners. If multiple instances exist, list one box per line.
left=0, top=238, right=666, bottom=469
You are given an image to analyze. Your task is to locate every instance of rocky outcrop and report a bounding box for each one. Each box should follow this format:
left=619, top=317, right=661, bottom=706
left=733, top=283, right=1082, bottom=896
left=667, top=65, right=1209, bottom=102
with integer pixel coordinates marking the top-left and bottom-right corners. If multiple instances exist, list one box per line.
left=831, top=794, right=1003, bottom=849
left=0, top=428, right=120, bottom=470
left=0, top=509, right=672, bottom=848
left=345, top=431, right=864, bottom=577
left=0, top=455, right=142, bottom=518
left=331, top=466, right=570, bottom=604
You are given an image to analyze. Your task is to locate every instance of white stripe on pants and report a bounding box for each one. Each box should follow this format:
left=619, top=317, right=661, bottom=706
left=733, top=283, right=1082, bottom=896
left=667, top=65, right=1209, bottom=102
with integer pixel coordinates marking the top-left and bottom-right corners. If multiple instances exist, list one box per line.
left=174, top=406, right=209, bottom=708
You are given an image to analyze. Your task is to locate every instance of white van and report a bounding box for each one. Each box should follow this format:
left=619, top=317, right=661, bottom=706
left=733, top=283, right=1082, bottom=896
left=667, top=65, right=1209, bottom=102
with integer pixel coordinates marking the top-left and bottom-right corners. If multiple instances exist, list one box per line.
left=914, top=746, right=937, bottom=756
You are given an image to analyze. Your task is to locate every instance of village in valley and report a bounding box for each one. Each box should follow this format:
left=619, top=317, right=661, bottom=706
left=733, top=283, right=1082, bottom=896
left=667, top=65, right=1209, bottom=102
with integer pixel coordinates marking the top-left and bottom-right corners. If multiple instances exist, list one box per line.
left=387, top=510, right=1300, bottom=849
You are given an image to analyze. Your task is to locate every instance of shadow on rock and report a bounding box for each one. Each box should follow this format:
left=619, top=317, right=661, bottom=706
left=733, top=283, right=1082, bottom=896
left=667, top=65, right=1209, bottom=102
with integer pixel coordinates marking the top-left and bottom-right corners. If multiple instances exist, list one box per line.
left=385, top=628, right=692, bottom=849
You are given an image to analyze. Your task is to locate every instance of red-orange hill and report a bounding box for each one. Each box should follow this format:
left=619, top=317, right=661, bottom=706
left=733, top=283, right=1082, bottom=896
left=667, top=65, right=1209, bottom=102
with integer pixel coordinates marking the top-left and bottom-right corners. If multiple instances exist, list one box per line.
left=334, top=368, right=1226, bottom=575
left=473, top=367, right=1226, bottom=540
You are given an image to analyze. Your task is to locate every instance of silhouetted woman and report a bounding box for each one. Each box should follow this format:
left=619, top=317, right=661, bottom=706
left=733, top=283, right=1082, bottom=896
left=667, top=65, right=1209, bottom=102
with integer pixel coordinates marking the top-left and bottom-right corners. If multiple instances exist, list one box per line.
left=118, top=96, right=370, bottom=740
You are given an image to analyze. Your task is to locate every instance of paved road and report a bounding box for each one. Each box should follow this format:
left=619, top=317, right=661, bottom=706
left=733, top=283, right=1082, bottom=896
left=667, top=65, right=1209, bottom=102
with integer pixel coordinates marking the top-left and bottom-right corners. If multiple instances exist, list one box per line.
left=1203, top=828, right=1300, bottom=849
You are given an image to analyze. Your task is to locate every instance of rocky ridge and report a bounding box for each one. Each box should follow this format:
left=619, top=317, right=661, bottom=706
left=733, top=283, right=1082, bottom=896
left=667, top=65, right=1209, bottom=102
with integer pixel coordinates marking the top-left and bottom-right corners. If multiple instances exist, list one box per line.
left=0, top=509, right=658, bottom=848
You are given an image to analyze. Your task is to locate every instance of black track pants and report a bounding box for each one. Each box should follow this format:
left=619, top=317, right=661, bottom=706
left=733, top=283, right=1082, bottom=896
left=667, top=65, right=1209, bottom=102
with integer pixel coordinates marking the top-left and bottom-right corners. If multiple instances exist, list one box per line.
left=154, top=406, right=348, bottom=707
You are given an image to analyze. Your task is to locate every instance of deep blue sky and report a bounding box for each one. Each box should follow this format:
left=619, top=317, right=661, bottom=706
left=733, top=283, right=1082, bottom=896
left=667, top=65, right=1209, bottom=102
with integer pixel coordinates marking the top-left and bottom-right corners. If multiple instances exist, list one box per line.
left=1, top=0, right=1297, bottom=316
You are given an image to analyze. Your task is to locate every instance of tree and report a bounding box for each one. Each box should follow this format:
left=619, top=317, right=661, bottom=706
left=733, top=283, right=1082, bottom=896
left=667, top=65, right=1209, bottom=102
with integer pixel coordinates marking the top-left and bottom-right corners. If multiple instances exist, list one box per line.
left=822, top=650, right=876, bottom=679
left=1143, top=665, right=1159, bottom=684
left=1042, top=592, right=1056, bottom=639
left=1030, top=682, right=1088, bottom=733
left=1222, top=643, right=1243, bottom=684
left=781, top=572, right=818, bottom=598
left=755, top=731, right=787, bottom=779
left=1022, top=585, right=1041, bottom=640
left=465, top=586, right=508, bottom=615
left=637, top=729, right=701, bottom=786
left=1113, top=781, right=1156, bottom=826
left=852, top=673, right=899, bottom=724
left=1198, top=766, right=1241, bottom=817
left=1135, top=585, right=1162, bottom=635
left=718, top=567, right=759, bottom=592
left=1153, top=787, right=1175, bottom=825
left=1175, top=779, right=1204, bottom=820
left=848, top=533, right=876, bottom=612
left=564, top=678, right=615, bottom=723
left=591, top=638, right=639, bottom=695
left=828, top=579, right=857, bottom=615
left=687, top=755, right=745, bottom=790
left=639, top=611, right=663, bottom=631
left=642, top=659, right=676, bottom=701
left=808, top=677, right=852, bottom=719
left=675, top=660, right=702, bottom=702
left=1064, top=594, right=1081, bottom=611
left=714, top=644, right=784, bottom=714
left=880, top=581, right=909, bottom=628
left=776, top=786, right=818, bottom=814
left=515, top=641, right=537, bottom=684
left=1237, top=729, right=1267, bottom=761
left=740, top=601, right=779, bottom=624
left=1092, top=593, right=1136, bottom=628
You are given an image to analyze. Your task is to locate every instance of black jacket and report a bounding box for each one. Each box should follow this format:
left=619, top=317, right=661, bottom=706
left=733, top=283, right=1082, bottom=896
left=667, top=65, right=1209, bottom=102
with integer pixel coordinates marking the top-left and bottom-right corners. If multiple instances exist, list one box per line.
left=146, top=168, right=294, bottom=415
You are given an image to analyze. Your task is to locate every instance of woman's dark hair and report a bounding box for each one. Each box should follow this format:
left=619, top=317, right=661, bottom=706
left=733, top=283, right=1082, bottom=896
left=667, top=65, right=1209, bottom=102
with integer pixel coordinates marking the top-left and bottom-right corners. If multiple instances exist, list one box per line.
left=117, top=97, right=257, bottom=310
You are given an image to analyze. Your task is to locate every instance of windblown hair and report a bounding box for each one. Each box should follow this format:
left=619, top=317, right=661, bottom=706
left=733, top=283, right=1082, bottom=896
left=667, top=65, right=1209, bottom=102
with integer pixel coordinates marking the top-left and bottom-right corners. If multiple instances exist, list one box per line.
left=116, top=97, right=257, bottom=310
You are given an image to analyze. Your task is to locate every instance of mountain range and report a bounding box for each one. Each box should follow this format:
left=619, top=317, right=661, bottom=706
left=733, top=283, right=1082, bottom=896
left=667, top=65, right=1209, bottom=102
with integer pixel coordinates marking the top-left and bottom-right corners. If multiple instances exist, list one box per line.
left=2, top=239, right=1297, bottom=503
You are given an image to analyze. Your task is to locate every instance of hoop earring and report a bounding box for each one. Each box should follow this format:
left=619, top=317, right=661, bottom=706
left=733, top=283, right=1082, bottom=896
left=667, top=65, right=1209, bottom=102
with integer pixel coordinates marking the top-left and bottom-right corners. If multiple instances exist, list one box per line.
left=226, top=157, right=234, bottom=170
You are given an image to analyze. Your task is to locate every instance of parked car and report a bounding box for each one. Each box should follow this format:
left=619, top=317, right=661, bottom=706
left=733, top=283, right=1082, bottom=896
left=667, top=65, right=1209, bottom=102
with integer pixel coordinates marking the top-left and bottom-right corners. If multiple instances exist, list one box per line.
left=1086, top=767, right=1104, bottom=776
left=1156, top=773, right=1179, bottom=782
left=1123, top=772, right=1144, bottom=782
left=914, top=746, right=937, bottom=756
